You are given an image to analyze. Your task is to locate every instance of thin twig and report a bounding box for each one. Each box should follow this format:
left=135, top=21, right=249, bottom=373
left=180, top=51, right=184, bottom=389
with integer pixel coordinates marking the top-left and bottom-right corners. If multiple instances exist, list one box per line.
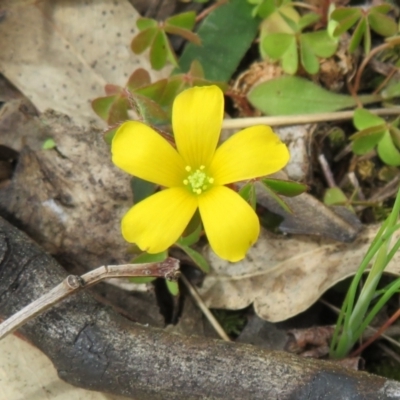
left=318, top=154, right=336, bottom=188
left=195, top=0, right=228, bottom=22
left=221, top=108, right=400, bottom=130
left=0, top=258, right=180, bottom=341
left=180, top=274, right=230, bottom=341
left=352, top=39, right=400, bottom=95
left=351, top=308, right=400, bottom=357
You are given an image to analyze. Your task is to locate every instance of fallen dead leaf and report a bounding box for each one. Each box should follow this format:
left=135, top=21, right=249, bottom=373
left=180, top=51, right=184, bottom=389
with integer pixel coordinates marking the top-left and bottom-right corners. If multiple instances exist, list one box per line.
left=199, top=225, right=400, bottom=322
left=0, top=0, right=169, bottom=125
left=0, top=334, right=130, bottom=400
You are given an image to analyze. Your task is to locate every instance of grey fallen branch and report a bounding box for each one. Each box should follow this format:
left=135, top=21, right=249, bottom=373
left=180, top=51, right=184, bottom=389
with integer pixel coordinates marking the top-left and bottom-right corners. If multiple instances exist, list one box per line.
left=1, top=217, right=400, bottom=400
left=0, top=258, right=179, bottom=340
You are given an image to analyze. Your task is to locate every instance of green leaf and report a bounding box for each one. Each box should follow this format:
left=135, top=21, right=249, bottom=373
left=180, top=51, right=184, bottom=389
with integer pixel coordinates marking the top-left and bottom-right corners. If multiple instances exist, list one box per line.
left=131, top=27, right=158, bottom=54
left=105, top=84, right=122, bottom=96
left=132, top=93, right=169, bottom=125
left=164, top=25, right=201, bottom=45
left=166, top=11, right=196, bottom=30
left=177, top=0, right=260, bottom=82
left=239, top=182, right=257, bottom=209
left=166, top=280, right=179, bottom=296
left=260, top=181, right=292, bottom=213
left=297, top=12, right=320, bottom=30
left=131, top=177, right=156, bottom=203
left=279, top=11, right=299, bottom=32
left=137, top=17, right=158, bottom=31
left=262, top=32, right=294, bottom=59
left=377, top=131, right=400, bottom=166
left=381, top=80, right=400, bottom=100
left=349, top=18, right=366, bottom=53
left=372, top=4, right=392, bottom=14
left=104, top=127, right=118, bottom=144
left=248, top=76, right=357, bottom=115
left=42, top=138, right=56, bottom=149
left=281, top=36, right=298, bottom=74
left=331, top=7, right=361, bottom=23
left=255, top=0, right=277, bottom=18
left=302, top=31, right=338, bottom=58
left=150, top=30, right=169, bottom=70
left=176, top=244, right=210, bottom=273
left=177, top=223, right=202, bottom=247
left=300, top=36, right=319, bottom=74
left=126, top=68, right=151, bottom=91
left=132, top=251, right=168, bottom=264
left=368, top=11, right=397, bottom=37
left=323, top=187, right=348, bottom=206
left=262, top=178, right=307, bottom=197
left=363, top=19, right=371, bottom=55
left=332, top=8, right=361, bottom=36
left=91, top=95, right=116, bottom=121
left=390, top=126, right=400, bottom=149
left=351, top=127, right=386, bottom=155
left=107, top=96, right=129, bottom=125
left=353, top=108, right=385, bottom=130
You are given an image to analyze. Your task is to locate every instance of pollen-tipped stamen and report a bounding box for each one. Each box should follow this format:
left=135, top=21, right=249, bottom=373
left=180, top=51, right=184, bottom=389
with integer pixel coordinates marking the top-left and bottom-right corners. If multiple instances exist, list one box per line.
left=183, top=166, right=214, bottom=194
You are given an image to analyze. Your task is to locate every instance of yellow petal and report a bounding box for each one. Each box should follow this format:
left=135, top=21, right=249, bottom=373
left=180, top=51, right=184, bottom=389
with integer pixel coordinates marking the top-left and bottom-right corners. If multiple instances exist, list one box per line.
left=209, top=126, right=290, bottom=185
left=172, top=85, right=224, bottom=167
left=198, top=186, right=259, bottom=262
left=112, top=121, right=186, bottom=187
left=122, top=188, right=198, bottom=253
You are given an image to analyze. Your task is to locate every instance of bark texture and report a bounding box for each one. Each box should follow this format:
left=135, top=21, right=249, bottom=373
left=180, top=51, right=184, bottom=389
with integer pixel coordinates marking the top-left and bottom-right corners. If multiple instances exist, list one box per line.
left=1, top=216, right=400, bottom=400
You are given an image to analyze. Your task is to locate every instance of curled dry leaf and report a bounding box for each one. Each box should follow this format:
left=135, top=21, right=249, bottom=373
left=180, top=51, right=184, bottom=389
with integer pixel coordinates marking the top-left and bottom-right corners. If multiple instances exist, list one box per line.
left=199, top=225, right=400, bottom=322
left=0, top=335, right=126, bottom=400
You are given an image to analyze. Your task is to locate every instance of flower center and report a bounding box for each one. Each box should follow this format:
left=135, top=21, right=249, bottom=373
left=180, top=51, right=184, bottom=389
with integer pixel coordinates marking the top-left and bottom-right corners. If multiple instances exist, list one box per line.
left=183, top=165, right=214, bottom=195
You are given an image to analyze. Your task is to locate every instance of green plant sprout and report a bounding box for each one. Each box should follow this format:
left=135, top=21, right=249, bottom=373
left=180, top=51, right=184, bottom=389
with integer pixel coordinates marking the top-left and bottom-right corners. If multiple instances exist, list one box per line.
left=330, top=187, right=400, bottom=359
left=262, top=12, right=337, bottom=75
left=131, top=11, right=201, bottom=70
left=350, top=108, right=400, bottom=167
left=92, top=61, right=226, bottom=142
left=248, top=0, right=337, bottom=75
left=331, top=4, right=397, bottom=54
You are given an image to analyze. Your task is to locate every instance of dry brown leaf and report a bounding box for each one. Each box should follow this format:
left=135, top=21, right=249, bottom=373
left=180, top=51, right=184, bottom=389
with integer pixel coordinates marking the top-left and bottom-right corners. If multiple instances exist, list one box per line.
left=199, top=225, right=400, bottom=322
left=0, top=335, right=130, bottom=400
left=0, top=0, right=169, bottom=125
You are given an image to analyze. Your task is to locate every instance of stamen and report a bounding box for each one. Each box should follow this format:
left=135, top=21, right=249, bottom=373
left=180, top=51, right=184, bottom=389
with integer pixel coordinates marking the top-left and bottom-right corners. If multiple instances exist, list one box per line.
left=184, top=166, right=214, bottom=195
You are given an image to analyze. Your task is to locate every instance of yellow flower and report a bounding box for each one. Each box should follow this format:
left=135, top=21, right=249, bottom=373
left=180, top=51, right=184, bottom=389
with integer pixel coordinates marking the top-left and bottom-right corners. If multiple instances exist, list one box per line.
left=112, top=85, right=289, bottom=262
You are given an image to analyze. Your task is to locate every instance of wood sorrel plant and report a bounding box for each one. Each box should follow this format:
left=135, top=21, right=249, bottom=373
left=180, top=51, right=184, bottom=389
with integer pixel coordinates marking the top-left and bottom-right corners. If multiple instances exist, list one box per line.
left=330, top=188, right=400, bottom=359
